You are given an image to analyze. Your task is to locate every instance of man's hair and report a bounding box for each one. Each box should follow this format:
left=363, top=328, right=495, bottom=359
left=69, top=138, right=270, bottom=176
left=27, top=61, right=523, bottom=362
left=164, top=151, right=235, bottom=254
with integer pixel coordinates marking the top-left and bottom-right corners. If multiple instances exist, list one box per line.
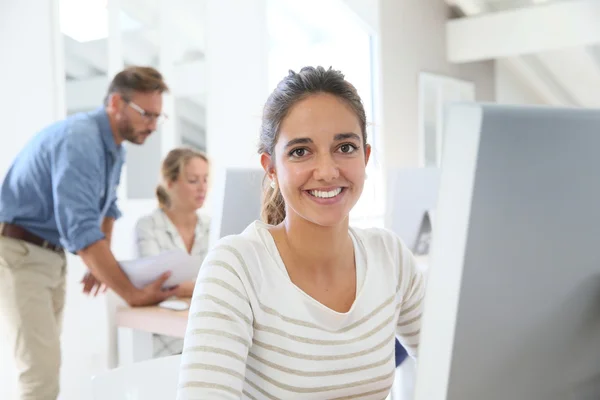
left=103, top=66, right=169, bottom=105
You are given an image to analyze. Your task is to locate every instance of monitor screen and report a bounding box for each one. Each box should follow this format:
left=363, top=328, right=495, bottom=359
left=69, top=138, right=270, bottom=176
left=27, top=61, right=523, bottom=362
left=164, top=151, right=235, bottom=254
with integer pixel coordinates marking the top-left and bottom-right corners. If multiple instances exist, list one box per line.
left=385, top=167, right=440, bottom=254
left=209, top=168, right=265, bottom=247
left=415, top=103, right=600, bottom=400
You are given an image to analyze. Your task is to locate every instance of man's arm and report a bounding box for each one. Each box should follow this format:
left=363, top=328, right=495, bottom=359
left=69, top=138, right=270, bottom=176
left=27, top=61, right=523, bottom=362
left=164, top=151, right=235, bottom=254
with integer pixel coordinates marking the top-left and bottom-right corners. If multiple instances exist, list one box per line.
left=51, top=132, right=177, bottom=306
left=101, top=217, right=115, bottom=247
left=78, top=239, right=175, bottom=306
left=82, top=216, right=116, bottom=295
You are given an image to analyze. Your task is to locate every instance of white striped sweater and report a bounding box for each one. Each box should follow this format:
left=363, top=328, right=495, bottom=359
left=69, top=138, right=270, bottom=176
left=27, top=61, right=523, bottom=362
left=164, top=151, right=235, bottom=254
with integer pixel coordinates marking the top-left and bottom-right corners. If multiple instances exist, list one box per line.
left=177, top=221, right=425, bottom=399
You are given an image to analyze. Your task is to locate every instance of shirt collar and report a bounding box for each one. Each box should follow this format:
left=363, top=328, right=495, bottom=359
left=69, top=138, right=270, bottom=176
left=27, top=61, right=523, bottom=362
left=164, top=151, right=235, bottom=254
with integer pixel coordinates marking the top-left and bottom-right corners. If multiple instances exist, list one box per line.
left=91, top=106, right=123, bottom=158
left=158, top=208, right=179, bottom=236
left=158, top=208, right=203, bottom=236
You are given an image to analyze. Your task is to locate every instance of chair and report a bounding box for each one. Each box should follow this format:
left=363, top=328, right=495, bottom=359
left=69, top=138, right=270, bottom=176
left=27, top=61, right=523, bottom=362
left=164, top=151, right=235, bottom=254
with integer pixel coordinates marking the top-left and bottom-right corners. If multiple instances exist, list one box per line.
left=91, top=355, right=181, bottom=400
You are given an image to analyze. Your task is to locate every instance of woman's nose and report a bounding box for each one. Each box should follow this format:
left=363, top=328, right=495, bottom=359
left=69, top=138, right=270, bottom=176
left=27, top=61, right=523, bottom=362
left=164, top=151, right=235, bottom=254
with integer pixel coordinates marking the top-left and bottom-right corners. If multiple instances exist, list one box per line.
left=313, top=155, right=339, bottom=182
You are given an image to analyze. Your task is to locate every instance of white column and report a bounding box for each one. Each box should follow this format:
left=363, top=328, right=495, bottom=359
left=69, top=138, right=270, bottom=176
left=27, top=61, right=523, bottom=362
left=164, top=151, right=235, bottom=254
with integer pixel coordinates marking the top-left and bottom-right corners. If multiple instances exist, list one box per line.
left=0, top=0, right=65, bottom=180
left=105, top=0, right=126, bottom=371
left=159, top=0, right=179, bottom=157
left=0, top=1, right=65, bottom=398
left=205, top=0, right=269, bottom=178
left=107, top=0, right=125, bottom=201
left=106, top=0, right=124, bottom=77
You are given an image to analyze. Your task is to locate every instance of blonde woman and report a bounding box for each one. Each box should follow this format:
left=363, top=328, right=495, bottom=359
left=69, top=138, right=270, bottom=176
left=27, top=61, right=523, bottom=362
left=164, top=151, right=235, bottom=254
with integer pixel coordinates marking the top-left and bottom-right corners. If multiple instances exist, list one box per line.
left=135, top=147, right=211, bottom=298
left=135, top=147, right=210, bottom=357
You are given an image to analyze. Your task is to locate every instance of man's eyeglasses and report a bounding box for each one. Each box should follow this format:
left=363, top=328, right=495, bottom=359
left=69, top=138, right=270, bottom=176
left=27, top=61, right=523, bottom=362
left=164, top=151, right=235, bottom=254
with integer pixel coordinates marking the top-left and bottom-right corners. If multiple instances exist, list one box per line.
left=126, top=100, right=168, bottom=126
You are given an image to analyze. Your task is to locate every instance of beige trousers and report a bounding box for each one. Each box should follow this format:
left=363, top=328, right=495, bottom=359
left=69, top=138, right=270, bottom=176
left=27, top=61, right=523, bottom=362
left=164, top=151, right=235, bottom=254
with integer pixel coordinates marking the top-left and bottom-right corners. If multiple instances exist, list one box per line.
left=0, top=236, right=67, bottom=400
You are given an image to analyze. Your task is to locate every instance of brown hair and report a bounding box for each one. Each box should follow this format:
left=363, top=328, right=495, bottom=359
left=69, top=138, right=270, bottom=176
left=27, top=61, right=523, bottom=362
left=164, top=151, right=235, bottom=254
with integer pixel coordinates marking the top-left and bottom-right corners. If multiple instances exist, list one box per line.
left=156, top=148, right=209, bottom=209
left=104, top=66, right=170, bottom=105
left=258, top=66, right=368, bottom=225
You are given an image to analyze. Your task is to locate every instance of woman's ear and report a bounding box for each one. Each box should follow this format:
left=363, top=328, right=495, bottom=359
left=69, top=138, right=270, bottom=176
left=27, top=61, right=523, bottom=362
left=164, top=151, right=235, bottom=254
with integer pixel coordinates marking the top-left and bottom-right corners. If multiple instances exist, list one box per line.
left=260, top=153, right=275, bottom=179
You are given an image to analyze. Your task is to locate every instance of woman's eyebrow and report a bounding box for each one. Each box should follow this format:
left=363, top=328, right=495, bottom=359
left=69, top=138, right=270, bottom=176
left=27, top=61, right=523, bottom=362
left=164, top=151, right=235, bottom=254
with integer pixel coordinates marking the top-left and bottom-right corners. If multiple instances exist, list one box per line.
left=334, top=132, right=361, bottom=141
left=284, top=137, right=312, bottom=149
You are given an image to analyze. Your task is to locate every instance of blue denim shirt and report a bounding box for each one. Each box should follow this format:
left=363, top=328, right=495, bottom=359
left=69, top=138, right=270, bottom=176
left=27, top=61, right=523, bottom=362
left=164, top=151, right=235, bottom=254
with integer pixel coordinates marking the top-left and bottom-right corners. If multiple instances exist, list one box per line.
left=0, top=107, right=125, bottom=253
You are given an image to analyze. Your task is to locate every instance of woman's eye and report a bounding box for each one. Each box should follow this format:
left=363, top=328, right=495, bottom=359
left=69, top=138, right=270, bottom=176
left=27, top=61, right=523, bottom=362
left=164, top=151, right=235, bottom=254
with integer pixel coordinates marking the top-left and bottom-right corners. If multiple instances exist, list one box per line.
left=339, top=143, right=357, bottom=153
left=291, top=148, right=307, bottom=157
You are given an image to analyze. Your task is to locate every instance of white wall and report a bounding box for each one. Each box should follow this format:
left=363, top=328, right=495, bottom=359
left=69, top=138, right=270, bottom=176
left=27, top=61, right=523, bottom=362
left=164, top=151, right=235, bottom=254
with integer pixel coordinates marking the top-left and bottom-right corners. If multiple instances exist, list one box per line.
left=0, top=0, right=65, bottom=181
left=495, top=60, right=547, bottom=105
left=205, top=0, right=268, bottom=172
left=0, top=0, right=109, bottom=395
left=343, top=0, right=379, bottom=32
left=0, top=1, right=68, bottom=399
left=377, top=0, right=495, bottom=170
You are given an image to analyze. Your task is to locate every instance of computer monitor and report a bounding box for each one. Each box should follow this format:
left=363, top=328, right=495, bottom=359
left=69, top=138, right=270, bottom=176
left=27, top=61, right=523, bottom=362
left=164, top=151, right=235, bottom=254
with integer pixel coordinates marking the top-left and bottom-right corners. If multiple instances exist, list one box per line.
left=209, top=167, right=265, bottom=247
left=415, top=103, right=600, bottom=400
left=385, top=167, right=440, bottom=255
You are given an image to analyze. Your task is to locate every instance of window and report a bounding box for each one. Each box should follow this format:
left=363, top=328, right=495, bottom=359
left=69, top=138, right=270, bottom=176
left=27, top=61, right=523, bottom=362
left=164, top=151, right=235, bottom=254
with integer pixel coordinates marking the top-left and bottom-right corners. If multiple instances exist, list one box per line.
left=267, top=0, right=383, bottom=226
left=418, top=73, right=475, bottom=167
left=59, top=0, right=141, bottom=43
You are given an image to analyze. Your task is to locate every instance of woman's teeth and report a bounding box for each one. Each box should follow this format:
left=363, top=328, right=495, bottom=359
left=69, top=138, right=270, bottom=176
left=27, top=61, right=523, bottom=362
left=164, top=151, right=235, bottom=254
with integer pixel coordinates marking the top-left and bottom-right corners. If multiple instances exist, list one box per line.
left=309, top=188, right=342, bottom=198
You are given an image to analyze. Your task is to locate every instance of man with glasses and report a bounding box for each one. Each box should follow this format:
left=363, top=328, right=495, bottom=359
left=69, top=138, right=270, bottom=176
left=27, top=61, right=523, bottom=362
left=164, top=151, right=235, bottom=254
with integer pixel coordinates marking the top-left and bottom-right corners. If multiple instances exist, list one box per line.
left=0, top=66, right=177, bottom=400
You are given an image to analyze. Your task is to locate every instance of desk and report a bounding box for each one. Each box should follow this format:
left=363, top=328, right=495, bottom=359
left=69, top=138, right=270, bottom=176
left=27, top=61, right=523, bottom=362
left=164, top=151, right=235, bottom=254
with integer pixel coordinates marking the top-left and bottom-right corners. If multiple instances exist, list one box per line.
left=114, top=256, right=429, bottom=366
left=115, top=298, right=190, bottom=365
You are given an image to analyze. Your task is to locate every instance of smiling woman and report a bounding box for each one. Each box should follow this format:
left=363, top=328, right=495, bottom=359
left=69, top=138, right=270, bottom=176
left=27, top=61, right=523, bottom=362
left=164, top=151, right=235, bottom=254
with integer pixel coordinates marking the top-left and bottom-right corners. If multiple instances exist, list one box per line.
left=262, top=92, right=369, bottom=228
left=176, top=67, right=425, bottom=400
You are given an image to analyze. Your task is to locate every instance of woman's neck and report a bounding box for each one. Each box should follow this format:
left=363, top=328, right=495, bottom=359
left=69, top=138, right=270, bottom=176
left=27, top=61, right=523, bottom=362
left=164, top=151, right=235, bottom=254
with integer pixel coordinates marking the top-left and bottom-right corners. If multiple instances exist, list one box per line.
left=163, top=207, right=198, bottom=231
left=276, top=213, right=353, bottom=273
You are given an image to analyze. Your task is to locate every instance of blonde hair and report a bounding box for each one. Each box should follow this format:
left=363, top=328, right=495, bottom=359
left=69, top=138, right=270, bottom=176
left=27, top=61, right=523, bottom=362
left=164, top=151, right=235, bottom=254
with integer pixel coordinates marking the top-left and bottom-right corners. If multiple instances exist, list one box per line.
left=156, top=147, right=209, bottom=209
left=260, top=177, right=286, bottom=225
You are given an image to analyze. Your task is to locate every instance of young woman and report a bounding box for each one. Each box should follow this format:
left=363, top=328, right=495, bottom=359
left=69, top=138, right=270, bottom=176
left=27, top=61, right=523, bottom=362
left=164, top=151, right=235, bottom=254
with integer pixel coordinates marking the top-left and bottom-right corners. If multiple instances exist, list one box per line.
left=177, top=67, right=425, bottom=399
left=136, top=147, right=211, bottom=298
left=135, top=147, right=210, bottom=358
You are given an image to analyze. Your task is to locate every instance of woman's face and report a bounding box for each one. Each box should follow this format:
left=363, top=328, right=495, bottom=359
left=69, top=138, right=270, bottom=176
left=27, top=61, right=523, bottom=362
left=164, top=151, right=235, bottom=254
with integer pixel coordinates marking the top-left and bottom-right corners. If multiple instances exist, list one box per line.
left=168, top=157, right=209, bottom=212
left=261, top=93, right=370, bottom=227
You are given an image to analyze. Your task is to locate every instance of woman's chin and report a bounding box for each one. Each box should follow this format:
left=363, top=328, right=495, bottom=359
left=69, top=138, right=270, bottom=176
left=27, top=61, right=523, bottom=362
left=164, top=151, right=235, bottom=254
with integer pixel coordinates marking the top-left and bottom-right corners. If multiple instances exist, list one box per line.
left=303, top=212, right=350, bottom=228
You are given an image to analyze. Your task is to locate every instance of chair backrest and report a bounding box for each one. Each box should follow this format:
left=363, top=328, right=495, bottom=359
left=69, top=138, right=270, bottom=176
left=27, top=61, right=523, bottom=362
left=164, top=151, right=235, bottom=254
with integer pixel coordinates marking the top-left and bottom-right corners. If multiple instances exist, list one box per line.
left=91, top=355, right=181, bottom=400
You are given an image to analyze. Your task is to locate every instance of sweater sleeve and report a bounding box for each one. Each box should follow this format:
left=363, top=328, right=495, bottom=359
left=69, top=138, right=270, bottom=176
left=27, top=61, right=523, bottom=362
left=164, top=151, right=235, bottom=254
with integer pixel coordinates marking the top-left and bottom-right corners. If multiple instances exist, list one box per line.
left=177, top=242, right=254, bottom=399
left=394, top=237, right=426, bottom=358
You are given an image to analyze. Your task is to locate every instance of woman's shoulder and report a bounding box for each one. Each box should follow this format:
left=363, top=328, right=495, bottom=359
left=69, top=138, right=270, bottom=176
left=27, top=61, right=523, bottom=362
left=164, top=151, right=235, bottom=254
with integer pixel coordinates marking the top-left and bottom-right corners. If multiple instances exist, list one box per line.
left=351, top=225, right=417, bottom=273
left=197, top=212, right=211, bottom=233
left=208, top=220, right=272, bottom=260
left=135, top=208, right=165, bottom=231
left=351, top=225, right=407, bottom=252
left=200, top=221, right=274, bottom=292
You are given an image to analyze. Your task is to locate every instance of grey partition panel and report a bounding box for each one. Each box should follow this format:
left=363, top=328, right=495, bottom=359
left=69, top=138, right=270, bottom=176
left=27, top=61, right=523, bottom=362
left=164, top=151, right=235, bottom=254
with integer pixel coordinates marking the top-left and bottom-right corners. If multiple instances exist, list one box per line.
left=218, top=168, right=265, bottom=238
left=126, top=130, right=162, bottom=199
left=385, top=167, right=440, bottom=252
left=415, top=103, right=600, bottom=400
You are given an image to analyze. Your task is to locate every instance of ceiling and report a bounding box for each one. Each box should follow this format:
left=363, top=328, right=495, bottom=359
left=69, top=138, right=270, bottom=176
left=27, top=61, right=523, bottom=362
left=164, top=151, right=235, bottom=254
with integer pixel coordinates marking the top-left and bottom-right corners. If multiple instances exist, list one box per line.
left=449, top=0, right=600, bottom=107
left=62, top=0, right=205, bottom=81
left=63, top=0, right=598, bottom=116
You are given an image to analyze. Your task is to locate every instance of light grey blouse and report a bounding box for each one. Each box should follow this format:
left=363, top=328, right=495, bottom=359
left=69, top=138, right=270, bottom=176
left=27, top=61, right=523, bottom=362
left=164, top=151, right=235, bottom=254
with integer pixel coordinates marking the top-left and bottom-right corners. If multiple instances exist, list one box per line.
left=135, top=208, right=210, bottom=260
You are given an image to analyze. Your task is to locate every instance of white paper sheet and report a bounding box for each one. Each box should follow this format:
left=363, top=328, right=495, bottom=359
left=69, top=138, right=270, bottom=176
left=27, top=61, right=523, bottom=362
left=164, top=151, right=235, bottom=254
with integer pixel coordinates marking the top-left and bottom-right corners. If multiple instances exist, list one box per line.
left=119, top=250, right=203, bottom=289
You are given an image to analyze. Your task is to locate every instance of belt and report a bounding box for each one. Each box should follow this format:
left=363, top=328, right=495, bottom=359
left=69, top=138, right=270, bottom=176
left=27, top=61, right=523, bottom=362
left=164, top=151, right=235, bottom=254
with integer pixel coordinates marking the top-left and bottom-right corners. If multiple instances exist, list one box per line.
left=0, top=223, right=63, bottom=253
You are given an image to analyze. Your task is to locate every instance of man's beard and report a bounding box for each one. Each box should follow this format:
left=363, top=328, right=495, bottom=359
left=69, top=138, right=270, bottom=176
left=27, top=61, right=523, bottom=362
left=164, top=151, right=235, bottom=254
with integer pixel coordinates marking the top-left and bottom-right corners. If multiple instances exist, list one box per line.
left=118, top=119, right=151, bottom=145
